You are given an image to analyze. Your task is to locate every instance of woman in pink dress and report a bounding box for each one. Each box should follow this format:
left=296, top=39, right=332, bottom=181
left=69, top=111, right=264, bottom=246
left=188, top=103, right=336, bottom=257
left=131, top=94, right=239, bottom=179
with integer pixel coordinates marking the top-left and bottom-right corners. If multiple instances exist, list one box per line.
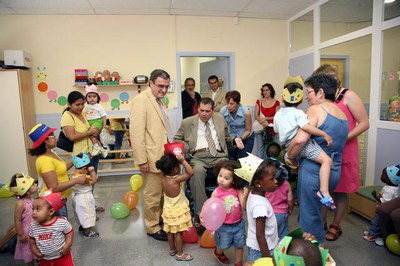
left=315, top=65, right=369, bottom=241
left=254, top=83, right=280, bottom=158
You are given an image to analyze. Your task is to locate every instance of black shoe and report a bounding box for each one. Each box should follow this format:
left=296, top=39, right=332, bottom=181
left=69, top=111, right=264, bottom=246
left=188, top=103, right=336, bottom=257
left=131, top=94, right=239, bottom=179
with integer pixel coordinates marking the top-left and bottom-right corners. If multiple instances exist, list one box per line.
left=147, top=230, right=167, bottom=241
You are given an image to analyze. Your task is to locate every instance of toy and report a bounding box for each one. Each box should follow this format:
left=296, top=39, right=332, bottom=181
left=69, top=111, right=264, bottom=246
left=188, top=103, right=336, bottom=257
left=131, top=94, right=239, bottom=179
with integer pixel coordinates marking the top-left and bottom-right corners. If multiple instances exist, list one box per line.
left=102, top=70, right=111, bottom=84
left=111, top=71, right=120, bottom=84
left=94, top=71, right=103, bottom=84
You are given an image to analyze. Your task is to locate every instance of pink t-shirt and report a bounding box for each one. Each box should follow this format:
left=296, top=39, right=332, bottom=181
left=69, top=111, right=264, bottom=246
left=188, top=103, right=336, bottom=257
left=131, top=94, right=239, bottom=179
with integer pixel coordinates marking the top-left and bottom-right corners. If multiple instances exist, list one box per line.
left=265, top=180, right=290, bottom=214
left=214, top=186, right=242, bottom=224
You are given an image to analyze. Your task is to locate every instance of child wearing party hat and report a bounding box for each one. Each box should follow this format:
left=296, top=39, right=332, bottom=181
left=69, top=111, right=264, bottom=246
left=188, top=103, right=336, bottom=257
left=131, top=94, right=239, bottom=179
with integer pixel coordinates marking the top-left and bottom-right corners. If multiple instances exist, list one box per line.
left=84, top=84, right=108, bottom=157
left=273, top=76, right=336, bottom=211
left=71, top=153, right=99, bottom=239
left=9, top=173, right=38, bottom=265
left=234, top=153, right=279, bottom=263
left=29, top=190, right=75, bottom=265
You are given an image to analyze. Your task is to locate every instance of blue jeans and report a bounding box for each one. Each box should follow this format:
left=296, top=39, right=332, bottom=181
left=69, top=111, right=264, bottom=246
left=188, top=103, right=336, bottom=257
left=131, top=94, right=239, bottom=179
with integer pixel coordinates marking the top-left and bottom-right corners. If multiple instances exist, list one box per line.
left=112, top=130, right=125, bottom=151
left=247, top=246, right=274, bottom=262
left=369, top=213, right=381, bottom=237
left=214, top=219, right=246, bottom=249
left=275, top=213, right=288, bottom=241
left=228, top=133, right=255, bottom=160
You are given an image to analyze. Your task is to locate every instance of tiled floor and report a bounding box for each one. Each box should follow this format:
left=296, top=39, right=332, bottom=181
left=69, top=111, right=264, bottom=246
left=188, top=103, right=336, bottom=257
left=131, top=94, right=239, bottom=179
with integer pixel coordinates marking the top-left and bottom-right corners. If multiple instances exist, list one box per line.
left=1, top=175, right=399, bottom=265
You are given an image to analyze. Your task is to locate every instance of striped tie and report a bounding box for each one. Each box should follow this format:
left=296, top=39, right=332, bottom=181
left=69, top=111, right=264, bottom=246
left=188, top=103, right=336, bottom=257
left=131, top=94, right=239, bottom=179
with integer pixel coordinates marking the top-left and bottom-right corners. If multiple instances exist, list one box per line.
left=205, top=122, right=217, bottom=156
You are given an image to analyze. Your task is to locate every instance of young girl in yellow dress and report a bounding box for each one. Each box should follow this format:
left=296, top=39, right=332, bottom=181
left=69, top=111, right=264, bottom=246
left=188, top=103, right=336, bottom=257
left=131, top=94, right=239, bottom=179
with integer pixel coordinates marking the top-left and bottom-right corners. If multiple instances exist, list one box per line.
left=155, top=153, right=194, bottom=261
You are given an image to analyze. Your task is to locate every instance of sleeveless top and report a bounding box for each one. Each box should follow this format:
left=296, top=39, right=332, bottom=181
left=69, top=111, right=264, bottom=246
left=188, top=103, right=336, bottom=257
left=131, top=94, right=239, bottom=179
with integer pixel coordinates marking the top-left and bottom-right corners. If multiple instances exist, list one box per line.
left=334, top=89, right=360, bottom=193
left=221, top=105, right=250, bottom=137
left=214, top=186, right=242, bottom=224
left=257, top=99, right=280, bottom=135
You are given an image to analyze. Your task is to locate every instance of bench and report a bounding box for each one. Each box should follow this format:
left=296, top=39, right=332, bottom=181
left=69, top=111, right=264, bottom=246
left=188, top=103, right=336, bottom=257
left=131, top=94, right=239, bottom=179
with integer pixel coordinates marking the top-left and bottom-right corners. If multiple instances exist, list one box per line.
left=348, top=185, right=382, bottom=221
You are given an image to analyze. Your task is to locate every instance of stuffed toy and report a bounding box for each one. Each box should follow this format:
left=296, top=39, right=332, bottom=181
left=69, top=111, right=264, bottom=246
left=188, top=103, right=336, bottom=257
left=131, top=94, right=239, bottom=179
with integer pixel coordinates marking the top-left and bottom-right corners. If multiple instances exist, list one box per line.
left=94, top=71, right=103, bottom=84
left=111, top=71, right=120, bottom=82
left=102, top=70, right=111, bottom=82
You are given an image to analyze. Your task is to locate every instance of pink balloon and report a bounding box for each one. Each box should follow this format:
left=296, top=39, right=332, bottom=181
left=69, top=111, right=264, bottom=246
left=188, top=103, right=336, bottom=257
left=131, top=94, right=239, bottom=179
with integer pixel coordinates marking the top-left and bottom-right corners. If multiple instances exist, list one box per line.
left=201, top=197, right=226, bottom=231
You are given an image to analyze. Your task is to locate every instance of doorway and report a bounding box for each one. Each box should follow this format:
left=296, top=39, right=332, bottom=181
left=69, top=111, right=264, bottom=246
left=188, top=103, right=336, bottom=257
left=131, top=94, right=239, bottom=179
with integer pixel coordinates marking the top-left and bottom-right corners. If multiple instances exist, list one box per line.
left=320, top=56, right=349, bottom=88
left=176, top=52, right=235, bottom=121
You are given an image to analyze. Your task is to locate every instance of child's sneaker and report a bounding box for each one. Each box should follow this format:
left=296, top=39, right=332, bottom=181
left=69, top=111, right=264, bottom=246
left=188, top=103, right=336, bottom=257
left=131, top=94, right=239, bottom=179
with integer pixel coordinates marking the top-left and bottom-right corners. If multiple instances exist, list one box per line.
left=101, top=146, right=109, bottom=158
left=374, top=237, right=384, bottom=246
left=82, top=230, right=99, bottom=239
left=91, top=145, right=101, bottom=156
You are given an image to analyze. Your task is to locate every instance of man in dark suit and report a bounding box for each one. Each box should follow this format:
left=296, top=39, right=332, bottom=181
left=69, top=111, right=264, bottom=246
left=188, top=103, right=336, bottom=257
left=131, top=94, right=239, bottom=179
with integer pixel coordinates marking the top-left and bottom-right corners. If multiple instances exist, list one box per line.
left=174, top=97, right=244, bottom=214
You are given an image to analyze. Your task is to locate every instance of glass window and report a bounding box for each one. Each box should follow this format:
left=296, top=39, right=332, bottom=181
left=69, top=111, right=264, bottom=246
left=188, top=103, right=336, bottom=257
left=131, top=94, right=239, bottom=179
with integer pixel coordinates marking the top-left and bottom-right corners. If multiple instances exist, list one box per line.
left=384, top=0, right=400, bottom=21
left=380, top=26, right=400, bottom=122
left=290, top=11, right=313, bottom=52
left=320, top=0, right=373, bottom=42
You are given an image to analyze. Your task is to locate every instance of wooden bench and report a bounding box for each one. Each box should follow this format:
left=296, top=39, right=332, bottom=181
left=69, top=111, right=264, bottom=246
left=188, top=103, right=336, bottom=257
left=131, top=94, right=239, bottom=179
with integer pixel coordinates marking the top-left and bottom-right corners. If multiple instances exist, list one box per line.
left=57, top=149, right=140, bottom=176
left=348, top=185, right=382, bottom=221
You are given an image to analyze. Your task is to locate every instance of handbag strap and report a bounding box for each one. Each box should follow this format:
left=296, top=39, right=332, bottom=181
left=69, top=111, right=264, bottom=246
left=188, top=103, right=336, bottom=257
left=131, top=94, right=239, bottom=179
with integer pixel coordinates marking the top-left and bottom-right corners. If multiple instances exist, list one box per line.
left=258, top=99, right=265, bottom=118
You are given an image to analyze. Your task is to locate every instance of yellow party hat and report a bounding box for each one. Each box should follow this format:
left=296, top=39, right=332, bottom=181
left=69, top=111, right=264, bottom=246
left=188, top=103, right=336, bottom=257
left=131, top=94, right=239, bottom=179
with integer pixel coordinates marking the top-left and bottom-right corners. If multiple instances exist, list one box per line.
left=234, top=153, right=264, bottom=183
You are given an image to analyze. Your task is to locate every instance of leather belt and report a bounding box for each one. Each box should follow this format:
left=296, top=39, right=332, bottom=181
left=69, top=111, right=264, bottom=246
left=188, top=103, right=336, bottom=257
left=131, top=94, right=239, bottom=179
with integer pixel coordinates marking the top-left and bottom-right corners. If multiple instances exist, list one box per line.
left=192, top=148, right=223, bottom=155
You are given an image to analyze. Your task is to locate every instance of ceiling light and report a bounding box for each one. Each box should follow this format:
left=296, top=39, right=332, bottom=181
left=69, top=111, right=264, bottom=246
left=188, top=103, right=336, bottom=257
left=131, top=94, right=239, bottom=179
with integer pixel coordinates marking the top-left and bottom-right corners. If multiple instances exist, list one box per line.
left=384, top=0, right=396, bottom=4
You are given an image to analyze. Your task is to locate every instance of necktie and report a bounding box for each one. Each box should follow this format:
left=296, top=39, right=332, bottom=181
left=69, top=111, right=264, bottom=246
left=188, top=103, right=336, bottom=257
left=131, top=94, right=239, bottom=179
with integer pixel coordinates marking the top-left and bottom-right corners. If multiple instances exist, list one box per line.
left=156, top=99, right=173, bottom=142
left=205, top=122, right=218, bottom=156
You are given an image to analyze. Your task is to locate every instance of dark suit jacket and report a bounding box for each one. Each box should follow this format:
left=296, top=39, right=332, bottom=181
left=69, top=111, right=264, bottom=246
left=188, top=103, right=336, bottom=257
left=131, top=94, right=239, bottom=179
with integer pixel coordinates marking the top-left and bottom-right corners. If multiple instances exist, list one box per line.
left=181, top=90, right=201, bottom=119
left=173, top=113, right=233, bottom=157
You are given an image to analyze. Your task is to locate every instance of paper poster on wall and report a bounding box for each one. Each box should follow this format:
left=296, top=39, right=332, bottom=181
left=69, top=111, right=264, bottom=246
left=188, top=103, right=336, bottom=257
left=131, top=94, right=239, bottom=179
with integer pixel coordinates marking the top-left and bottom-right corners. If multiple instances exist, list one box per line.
left=47, top=90, right=58, bottom=102
left=36, top=67, right=48, bottom=93
left=36, top=66, right=68, bottom=107
left=111, top=99, right=120, bottom=110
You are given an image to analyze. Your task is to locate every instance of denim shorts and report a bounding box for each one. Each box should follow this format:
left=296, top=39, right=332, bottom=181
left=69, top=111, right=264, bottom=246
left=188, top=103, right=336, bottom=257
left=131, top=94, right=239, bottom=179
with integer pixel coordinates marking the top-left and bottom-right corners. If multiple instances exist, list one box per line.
left=247, top=246, right=274, bottom=262
left=214, top=219, right=246, bottom=249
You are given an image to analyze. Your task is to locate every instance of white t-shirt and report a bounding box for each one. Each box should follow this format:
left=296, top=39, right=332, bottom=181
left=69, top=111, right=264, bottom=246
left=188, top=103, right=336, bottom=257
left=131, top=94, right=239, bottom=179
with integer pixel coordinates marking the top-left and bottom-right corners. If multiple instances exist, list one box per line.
left=246, top=192, right=278, bottom=251
left=274, top=107, right=309, bottom=144
left=381, top=185, right=399, bottom=203
left=85, top=103, right=107, bottom=121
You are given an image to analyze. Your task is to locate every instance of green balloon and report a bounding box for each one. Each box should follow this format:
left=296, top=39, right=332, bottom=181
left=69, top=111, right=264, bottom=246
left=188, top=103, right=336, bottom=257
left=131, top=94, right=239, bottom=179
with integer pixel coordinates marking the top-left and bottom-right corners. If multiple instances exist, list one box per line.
left=386, top=234, right=400, bottom=256
left=110, top=202, right=130, bottom=219
left=57, top=96, right=67, bottom=106
left=111, top=99, right=120, bottom=109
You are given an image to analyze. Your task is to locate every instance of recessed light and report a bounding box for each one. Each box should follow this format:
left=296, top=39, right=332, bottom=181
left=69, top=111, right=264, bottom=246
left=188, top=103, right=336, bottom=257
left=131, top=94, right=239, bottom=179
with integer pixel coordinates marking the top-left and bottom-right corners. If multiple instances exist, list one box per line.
left=384, top=0, right=396, bottom=4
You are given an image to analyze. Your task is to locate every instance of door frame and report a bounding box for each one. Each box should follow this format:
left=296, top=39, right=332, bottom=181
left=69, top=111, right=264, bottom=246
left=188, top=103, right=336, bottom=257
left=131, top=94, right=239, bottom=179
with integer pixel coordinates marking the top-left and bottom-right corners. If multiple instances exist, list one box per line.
left=176, top=52, right=235, bottom=121
left=320, top=55, right=350, bottom=88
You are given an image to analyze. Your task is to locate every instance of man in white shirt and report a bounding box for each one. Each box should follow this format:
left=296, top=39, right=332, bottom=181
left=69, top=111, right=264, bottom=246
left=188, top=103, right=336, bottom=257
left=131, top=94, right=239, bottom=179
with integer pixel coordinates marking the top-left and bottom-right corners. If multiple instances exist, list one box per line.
left=174, top=97, right=244, bottom=215
left=204, top=75, right=226, bottom=112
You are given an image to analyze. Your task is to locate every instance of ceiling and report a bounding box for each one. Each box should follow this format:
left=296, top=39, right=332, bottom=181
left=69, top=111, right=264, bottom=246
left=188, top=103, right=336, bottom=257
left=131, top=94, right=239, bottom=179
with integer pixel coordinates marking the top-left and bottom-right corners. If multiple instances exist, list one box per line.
left=0, top=0, right=320, bottom=20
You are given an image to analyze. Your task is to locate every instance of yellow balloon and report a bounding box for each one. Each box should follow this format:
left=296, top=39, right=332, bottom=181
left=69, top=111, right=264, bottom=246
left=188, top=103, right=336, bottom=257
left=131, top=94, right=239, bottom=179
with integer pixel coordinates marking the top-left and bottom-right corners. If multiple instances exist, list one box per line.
left=0, top=184, right=15, bottom=198
left=253, top=257, right=274, bottom=266
left=130, top=174, right=143, bottom=192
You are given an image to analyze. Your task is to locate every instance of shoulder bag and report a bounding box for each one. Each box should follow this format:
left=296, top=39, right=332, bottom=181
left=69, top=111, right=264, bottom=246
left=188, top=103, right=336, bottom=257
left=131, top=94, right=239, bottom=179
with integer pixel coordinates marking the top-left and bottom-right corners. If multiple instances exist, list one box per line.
left=252, top=99, right=265, bottom=134
left=57, top=112, right=74, bottom=152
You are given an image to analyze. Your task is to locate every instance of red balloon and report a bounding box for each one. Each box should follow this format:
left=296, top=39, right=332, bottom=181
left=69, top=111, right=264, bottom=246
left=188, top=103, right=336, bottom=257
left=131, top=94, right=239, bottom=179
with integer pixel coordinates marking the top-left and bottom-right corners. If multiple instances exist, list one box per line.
left=183, top=226, right=198, bottom=243
left=199, top=229, right=216, bottom=248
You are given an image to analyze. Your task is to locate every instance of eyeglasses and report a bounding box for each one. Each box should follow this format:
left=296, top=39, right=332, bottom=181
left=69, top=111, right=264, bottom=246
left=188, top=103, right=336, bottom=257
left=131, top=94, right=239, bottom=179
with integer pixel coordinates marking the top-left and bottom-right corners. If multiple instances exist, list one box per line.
left=154, top=83, right=170, bottom=90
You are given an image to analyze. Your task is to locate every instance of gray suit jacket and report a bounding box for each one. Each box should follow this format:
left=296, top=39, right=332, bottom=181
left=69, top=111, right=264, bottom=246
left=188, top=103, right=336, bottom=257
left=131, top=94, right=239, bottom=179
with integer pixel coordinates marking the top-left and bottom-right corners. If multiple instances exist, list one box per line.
left=173, top=113, right=233, bottom=157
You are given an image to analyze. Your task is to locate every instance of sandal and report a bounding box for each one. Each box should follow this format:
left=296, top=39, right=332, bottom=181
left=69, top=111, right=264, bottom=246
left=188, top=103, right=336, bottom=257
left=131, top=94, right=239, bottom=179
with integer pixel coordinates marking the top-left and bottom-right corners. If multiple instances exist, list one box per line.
left=175, top=253, right=193, bottom=261
left=169, top=249, right=177, bottom=256
left=317, top=190, right=336, bottom=211
left=284, top=152, right=299, bottom=169
left=325, top=224, right=342, bottom=241
left=95, top=206, right=105, bottom=212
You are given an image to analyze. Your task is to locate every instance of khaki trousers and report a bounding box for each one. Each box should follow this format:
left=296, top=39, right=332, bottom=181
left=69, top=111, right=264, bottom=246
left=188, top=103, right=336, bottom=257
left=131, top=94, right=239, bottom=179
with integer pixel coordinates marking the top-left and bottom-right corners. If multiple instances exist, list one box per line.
left=142, top=171, right=163, bottom=234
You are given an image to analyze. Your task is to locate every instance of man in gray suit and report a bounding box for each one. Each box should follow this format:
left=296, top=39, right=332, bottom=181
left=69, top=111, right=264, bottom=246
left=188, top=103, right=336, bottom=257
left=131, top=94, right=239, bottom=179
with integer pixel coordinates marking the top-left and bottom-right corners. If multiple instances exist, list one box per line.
left=174, top=97, right=244, bottom=216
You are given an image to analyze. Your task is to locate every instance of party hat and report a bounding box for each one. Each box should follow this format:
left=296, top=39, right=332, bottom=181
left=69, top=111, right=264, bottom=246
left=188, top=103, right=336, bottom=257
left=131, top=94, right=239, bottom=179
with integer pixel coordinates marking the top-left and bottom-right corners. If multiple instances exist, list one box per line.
left=234, top=153, right=264, bottom=183
left=386, top=164, right=400, bottom=185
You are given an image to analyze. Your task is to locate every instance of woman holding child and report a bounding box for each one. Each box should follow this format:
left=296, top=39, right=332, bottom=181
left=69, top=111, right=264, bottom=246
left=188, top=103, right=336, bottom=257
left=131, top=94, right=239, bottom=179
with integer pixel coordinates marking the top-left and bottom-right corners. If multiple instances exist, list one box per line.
left=287, top=73, right=348, bottom=243
left=61, top=90, right=104, bottom=212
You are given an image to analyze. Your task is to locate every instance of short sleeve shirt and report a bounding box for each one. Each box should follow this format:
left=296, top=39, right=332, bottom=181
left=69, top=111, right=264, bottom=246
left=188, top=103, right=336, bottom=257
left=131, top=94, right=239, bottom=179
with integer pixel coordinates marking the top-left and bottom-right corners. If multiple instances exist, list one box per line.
left=60, top=111, right=93, bottom=155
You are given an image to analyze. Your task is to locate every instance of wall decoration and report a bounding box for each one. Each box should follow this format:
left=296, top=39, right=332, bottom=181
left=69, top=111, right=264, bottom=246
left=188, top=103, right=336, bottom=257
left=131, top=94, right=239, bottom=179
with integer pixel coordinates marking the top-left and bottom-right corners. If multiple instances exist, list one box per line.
left=119, top=92, right=129, bottom=104
left=57, top=96, right=68, bottom=107
left=47, top=90, right=58, bottom=102
left=111, top=98, right=121, bottom=110
left=36, top=67, right=48, bottom=93
left=100, top=93, right=109, bottom=103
